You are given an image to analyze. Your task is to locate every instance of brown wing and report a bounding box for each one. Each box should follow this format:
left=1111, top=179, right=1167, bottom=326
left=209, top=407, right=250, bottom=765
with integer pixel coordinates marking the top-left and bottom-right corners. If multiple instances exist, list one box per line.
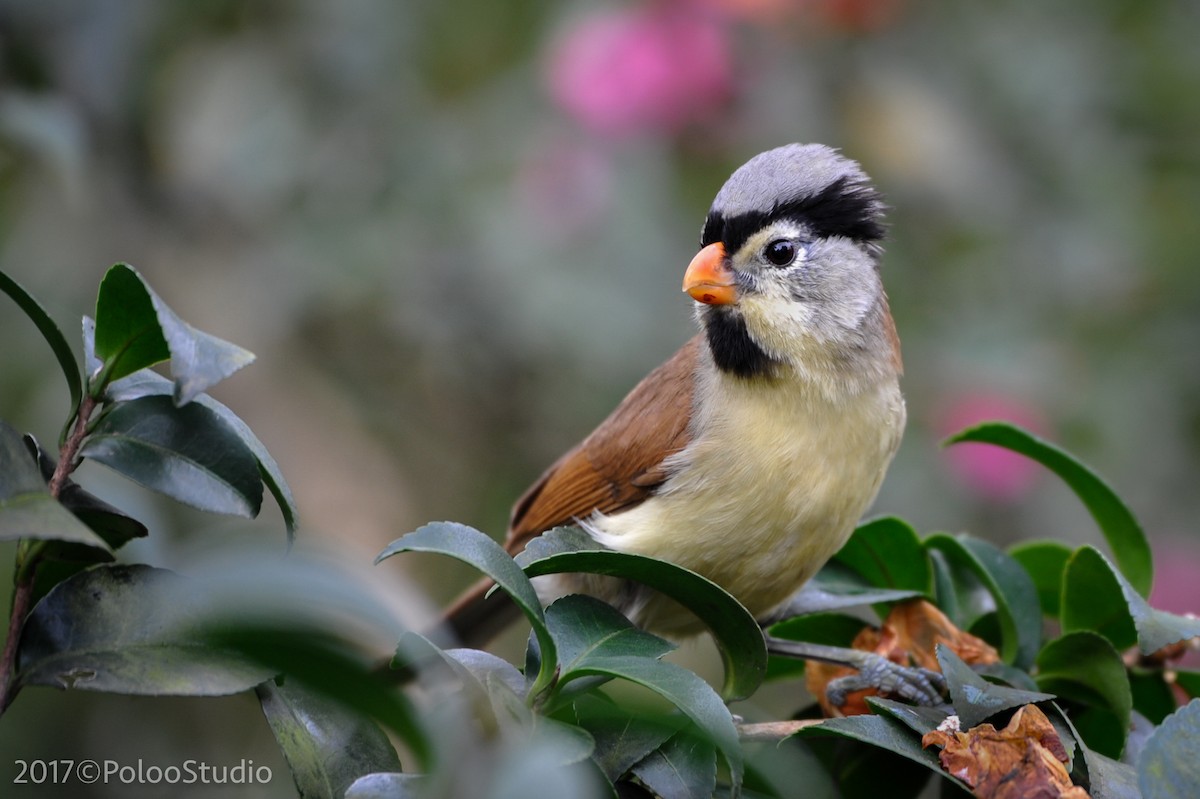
left=443, top=335, right=699, bottom=647
left=505, top=334, right=701, bottom=554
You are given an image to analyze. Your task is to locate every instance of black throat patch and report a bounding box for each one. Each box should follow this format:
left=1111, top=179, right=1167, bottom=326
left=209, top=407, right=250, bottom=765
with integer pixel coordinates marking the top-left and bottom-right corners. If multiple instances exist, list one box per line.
left=703, top=308, right=775, bottom=379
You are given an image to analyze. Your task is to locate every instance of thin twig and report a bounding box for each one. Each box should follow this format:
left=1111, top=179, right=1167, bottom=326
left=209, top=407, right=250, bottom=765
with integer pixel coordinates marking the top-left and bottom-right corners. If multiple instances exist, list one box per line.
left=0, top=576, right=35, bottom=713
left=736, top=719, right=823, bottom=743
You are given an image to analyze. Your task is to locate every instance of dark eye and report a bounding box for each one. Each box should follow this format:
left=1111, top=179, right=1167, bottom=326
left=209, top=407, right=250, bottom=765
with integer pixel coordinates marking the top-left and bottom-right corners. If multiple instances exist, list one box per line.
left=764, top=239, right=798, bottom=267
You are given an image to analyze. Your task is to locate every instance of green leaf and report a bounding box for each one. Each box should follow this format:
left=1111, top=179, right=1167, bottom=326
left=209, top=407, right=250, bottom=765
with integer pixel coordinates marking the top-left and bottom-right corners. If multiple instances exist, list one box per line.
left=0, top=420, right=111, bottom=550
left=925, top=533, right=1041, bottom=668
left=518, top=526, right=766, bottom=701
left=779, top=570, right=922, bottom=617
left=93, top=263, right=171, bottom=384
left=563, top=655, right=742, bottom=794
left=1061, top=545, right=1137, bottom=649
left=92, top=264, right=256, bottom=403
left=1035, top=631, right=1131, bottom=759
left=937, top=645, right=1054, bottom=729
left=796, top=713, right=959, bottom=791
left=1009, top=539, right=1072, bottom=617
left=630, top=730, right=717, bottom=799
left=540, top=595, right=676, bottom=709
left=0, top=269, right=81, bottom=412
left=568, top=694, right=681, bottom=783
left=376, top=522, right=558, bottom=698
left=80, top=395, right=263, bottom=517
left=15, top=564, right=273, bottom=696
left=1053, top=707, right=1140, bottom=799
left=547, top=594, right=675, bottom=673
left=945, top=422, right=1152, bottom=597
left=1138, top=699, right=1200, bottom=799
left=1063, top=546, right=1200, bottom=655
left=257, top=680, right=403, bottom=799
left=1129, top=670, right=1181, bottom=726
left=106, top=367, right=297, bottom=538
left=833, top=517, right=932, bottom=594
left=866, top=696, right=952, bottom=737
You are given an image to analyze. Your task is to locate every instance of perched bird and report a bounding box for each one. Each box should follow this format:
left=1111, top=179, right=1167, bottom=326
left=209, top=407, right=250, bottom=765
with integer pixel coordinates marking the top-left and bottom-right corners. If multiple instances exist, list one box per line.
left=447, top=143, right=906, bottom=657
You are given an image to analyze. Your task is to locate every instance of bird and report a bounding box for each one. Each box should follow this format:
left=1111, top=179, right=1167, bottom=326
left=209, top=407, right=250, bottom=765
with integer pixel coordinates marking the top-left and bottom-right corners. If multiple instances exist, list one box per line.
left=446, top=143, right=907, bottom=660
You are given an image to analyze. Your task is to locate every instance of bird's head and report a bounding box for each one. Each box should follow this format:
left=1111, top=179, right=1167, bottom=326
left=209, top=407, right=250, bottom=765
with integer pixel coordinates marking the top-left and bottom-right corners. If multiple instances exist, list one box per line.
left=684, top=144, right=898, bottom=390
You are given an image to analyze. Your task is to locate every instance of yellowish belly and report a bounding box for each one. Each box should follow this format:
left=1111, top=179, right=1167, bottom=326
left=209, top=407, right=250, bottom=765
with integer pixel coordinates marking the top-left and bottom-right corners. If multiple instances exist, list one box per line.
left=578, top=379, right=904, bottom=635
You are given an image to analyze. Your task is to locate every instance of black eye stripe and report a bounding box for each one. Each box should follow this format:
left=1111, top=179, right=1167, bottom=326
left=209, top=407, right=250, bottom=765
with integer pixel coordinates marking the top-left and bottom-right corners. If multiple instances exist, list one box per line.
left=700, top=176, right=885, bottom=253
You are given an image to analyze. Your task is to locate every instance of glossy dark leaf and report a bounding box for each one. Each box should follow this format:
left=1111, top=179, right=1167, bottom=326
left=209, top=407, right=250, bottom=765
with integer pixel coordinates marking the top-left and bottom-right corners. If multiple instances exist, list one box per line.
left=925, top=534, right=1041, bottom=668
left=775, top=573, right=921, bottom=618
left=106, top=367, right=297, bottom=538
left=80, top=395, right=263, bottom=517
left=945, top=422, right=1152, bottom=597
left=15, top=564, right=272, bottom=696
left=518, top=526, right=765, bottom=701
left=257, top=680, right=403, bottom=799
left=376, top=522, right=557, bottom=698
left=569, top=695, right=681, bottom=783
left=1138, top=699, right=1200, bottom=799
left=1009, top=539, right=1072, bottom=617
left=92, top=264, right=255, bottom=403
left=1063, top=546, right=1200, bottom=655
left=630, top=730, right=716, bottom=799
left=564, top=655, right=742, bottom=794
left=937, top=645, right=1054, bottom=729
left=867, top=696, right=952, bottom=736
left=0, top=421, right=110, bottom=550
left=834, top=516, right=932, bottom=594
left=0, top=269, right=81, bottom=411
left=1035, top=631, right=1131, bottom=758
left=547, top=594, right=675, bottom=673
left=796, top=712, right=959, bottom=790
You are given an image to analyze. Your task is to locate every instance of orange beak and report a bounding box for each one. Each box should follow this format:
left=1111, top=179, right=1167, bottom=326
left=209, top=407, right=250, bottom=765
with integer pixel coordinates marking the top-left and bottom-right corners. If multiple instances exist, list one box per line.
left=682, top=243, right=737, bottom=305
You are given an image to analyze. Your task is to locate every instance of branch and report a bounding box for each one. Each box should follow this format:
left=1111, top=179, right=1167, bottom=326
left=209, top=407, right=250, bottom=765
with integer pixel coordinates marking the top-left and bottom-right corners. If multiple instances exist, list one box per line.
left=736, top=719, right=823, bottom=743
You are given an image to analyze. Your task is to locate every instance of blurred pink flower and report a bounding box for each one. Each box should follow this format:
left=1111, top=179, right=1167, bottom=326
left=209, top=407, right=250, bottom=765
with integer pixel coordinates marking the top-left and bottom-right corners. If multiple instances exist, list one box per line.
left=1150, top=537, right=1200, bottom=668
left=546, top=5, right=733, bottom=139
left=939, top=393, right=1049, bottom=504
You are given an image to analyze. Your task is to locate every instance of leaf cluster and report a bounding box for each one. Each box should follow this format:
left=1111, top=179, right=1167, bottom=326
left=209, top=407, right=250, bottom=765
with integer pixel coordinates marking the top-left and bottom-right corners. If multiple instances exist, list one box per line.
left=2, top=267, right=1198, bottom=799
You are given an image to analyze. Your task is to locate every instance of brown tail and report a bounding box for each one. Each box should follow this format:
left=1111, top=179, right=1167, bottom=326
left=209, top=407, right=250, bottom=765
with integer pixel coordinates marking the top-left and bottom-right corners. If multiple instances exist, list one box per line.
left=441, top=576, right=524, bottom=649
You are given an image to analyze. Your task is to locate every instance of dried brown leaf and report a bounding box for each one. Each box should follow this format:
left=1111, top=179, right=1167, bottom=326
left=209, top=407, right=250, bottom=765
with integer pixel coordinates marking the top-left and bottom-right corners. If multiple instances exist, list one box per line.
left=921, top=704, right=1088, bottom=799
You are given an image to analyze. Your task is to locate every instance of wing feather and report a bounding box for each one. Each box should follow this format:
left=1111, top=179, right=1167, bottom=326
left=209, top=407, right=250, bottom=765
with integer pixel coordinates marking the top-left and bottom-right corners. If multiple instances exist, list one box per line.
left=504, top=335, right=700, bottom=553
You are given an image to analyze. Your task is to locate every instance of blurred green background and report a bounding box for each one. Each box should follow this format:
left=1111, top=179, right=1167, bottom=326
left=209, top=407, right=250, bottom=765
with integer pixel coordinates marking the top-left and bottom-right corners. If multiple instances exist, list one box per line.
left=0, top=0, right=1197, bottom=795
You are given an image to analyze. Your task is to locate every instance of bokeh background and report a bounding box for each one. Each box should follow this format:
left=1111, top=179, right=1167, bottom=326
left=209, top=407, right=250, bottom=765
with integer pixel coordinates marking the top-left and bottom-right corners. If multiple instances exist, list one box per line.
left=1, top=0, right=1198, bottom=795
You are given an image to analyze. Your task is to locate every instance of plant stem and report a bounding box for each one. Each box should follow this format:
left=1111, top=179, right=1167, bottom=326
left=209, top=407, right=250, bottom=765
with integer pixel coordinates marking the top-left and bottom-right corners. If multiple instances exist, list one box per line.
left=0, top=566, right=35, bottom=713
left=0, top=393, right=97, bottom=713
left=736, top=719, right=822, bottom=743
